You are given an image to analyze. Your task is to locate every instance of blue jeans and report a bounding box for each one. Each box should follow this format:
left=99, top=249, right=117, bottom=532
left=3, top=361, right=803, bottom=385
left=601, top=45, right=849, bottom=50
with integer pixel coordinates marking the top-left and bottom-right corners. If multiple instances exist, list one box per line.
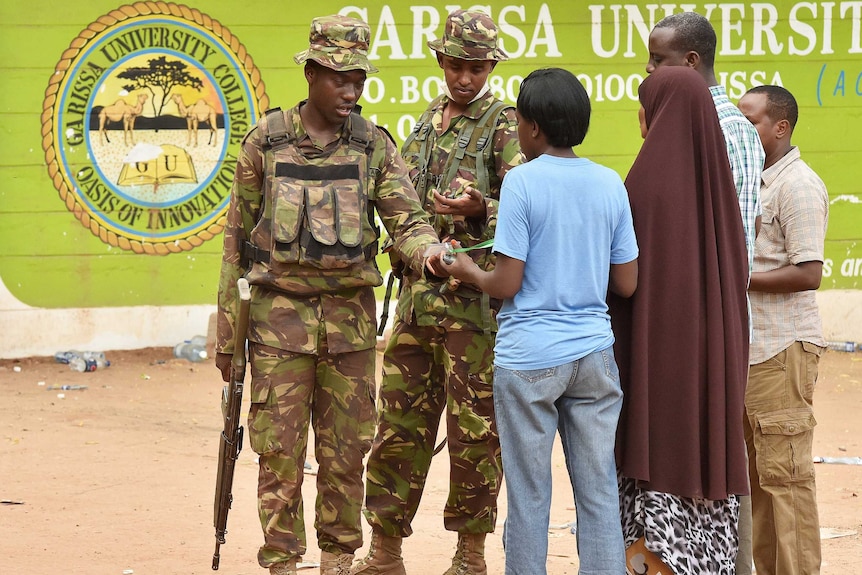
left=495, top=347, right=626, bottom=575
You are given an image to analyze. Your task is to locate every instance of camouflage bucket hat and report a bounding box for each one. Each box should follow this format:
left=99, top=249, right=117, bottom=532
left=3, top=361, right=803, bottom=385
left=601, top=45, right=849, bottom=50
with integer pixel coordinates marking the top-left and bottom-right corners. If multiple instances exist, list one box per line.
left=293, top=15, right=379, bottom=73
left=427, top=9, right=509, bottom=62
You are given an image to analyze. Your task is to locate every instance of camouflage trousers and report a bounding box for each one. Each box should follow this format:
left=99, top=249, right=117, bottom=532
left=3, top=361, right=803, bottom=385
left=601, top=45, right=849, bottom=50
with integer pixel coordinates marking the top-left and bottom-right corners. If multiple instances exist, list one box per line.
left=247, top=341, right=376, bottom=567
left=363, top=320, right=502, bottom=536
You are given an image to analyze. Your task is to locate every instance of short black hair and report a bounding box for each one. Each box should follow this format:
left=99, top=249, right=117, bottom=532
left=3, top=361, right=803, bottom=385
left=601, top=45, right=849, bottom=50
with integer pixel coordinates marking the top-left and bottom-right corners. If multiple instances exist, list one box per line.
left=745, top=84, right=799, bottom=131
left=655, top=12, right=716, bottom=69
left=516, top=68, right=590, bottom=147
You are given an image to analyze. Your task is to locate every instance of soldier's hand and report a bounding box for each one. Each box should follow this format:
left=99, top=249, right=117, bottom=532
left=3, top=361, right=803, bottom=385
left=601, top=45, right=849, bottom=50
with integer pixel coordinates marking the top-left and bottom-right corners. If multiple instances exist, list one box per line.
left=216, top=352, right=232, bottom=383
left=439, top=250, right=476, bottom=281
left=389, top=254, right=406, bottom=279
left=433, top=186, right=486, bottom=218
left=426, top=251, right=448, bottom=278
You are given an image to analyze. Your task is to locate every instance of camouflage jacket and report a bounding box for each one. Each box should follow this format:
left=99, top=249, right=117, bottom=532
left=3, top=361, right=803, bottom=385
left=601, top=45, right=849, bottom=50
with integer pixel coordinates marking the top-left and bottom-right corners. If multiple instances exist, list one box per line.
left=217, top=102, right=438, bottom=355
left=396, top=91, right=522, bottom=332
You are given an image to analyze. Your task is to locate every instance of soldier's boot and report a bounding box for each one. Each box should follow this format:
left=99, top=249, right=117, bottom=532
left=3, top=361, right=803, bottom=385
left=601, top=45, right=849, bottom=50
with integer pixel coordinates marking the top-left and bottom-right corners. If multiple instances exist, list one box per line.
left=320, top=550, right=354, bottom=575
left=348, top=531, right=406, bottom=575
left=442, top=533, right=487, bottom=575
left=270, top=558, right=299, bottom=575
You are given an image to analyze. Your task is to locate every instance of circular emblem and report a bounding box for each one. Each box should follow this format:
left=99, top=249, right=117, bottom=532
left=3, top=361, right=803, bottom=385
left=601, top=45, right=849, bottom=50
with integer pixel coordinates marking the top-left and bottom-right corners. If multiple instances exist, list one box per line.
left=42, top=3, right=268, bottom=254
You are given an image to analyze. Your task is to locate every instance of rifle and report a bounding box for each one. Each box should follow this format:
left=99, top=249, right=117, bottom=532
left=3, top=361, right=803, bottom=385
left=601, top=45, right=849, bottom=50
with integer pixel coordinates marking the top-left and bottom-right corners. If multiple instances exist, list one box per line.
left=212, top=277, right=252, bottom=570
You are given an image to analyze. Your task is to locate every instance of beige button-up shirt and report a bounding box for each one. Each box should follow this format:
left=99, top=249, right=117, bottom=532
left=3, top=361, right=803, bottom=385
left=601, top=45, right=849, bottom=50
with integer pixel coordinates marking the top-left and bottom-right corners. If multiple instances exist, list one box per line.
left=749, top=146, right=829, bottom=364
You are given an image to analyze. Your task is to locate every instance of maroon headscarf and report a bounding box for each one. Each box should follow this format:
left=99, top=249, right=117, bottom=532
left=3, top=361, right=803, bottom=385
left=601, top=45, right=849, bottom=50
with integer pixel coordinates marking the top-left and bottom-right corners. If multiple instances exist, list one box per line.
left=610, top=66, right=750, bottom=500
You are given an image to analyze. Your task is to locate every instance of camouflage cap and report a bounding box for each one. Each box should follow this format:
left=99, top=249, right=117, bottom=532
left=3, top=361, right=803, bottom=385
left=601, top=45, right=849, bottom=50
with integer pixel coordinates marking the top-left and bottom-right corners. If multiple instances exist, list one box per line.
left=293, top=15, right=379, bottom=73
left=427, top=9, right=508, bottom=62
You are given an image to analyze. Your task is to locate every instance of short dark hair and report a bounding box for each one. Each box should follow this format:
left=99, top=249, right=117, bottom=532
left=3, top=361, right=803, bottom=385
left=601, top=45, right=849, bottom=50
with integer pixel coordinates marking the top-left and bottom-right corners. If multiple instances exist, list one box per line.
left=655, top=12, right=716, bottom=69
left=516, top=68, right=590, bottom=147
left=745, top=85, right=799, bottom=131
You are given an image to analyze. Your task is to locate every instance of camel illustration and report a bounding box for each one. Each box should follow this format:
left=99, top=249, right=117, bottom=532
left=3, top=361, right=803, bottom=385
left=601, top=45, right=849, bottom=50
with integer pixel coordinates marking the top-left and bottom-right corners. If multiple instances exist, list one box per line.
left=171, top=94, right=219, bottom=146
left=98, top=93, right=149, bottom=145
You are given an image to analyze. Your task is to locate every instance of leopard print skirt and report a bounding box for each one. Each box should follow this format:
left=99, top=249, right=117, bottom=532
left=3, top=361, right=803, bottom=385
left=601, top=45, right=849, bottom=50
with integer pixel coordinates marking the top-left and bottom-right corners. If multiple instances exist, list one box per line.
left=619, top=476, right=740, bottom=575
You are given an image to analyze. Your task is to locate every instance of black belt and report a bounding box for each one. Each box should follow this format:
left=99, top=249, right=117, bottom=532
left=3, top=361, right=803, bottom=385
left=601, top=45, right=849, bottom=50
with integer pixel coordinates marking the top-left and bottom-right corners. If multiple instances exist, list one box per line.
left=242, top=241, right=270, bottom=265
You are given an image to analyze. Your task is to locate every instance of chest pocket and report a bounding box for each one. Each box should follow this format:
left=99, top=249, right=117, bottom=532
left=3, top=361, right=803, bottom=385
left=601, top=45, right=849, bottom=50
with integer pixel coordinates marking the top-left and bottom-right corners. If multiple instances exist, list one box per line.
left=271, top=162, right=365, bottom=269
left=756, top=208, right=783, bottom=248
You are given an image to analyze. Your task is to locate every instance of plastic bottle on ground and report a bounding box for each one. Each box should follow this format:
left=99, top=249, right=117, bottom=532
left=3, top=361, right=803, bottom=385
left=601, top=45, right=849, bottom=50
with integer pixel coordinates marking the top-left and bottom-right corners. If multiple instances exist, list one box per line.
left=82, top=351, right=111, bottom=369
left=826, top=341, right=856, bottom=352
left=174, top=341, right=208, bottom=362
left=54, top=350, right=82, bottom=364
left=813, top=456, right=862, bottom=465
left=190, top=335, right=208, bottom=347
left=56, top=350, right=110, bottom=370
left=69, top=355, right=98, bottom=372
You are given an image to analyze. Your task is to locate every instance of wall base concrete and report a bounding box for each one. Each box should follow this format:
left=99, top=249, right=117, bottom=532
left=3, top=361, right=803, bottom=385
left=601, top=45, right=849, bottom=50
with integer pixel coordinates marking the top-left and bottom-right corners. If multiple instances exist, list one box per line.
left=0, top=304, right=216, bottom=360
left=816, top=289, right=862, bottom=344
left=1, top=281, right=860, bottom=359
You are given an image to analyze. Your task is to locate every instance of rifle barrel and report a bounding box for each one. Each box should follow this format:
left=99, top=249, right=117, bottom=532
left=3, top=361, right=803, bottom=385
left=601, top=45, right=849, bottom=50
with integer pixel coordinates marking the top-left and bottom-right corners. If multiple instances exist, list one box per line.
left=211, top=277, right=252, bottom=570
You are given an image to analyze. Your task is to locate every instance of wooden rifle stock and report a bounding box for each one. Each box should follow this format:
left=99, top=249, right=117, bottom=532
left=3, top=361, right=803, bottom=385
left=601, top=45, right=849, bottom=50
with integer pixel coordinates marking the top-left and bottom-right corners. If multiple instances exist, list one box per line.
left=212, top=278, right=252, bottom=570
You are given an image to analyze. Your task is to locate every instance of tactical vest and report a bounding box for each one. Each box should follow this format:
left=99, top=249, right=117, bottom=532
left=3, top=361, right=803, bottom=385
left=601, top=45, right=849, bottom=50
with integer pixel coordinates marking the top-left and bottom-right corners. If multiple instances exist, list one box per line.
left=402, top=95, right=511, bottom=211
left=394, top=96, right=512, bottom=334
left=243, top=106, right=382, bottom=294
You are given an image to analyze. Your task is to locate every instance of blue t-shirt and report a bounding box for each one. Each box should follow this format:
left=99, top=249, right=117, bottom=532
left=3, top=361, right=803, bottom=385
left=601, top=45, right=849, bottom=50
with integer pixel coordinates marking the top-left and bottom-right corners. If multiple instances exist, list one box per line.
left=493, top=155, right=638, bottom=370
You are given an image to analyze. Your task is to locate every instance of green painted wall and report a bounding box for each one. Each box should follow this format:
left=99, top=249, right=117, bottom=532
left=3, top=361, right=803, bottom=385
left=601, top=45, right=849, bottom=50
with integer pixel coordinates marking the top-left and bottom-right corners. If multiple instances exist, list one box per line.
left=1, top=1, right=860, bottom=312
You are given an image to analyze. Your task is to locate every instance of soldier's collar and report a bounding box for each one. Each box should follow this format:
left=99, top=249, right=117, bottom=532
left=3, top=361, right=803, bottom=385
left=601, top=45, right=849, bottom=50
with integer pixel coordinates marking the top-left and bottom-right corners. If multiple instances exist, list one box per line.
left=465, top=90, right=496, bottom=120
left=293, top=101, right=348, bottom=147
left=439, top=91, right=496, bottom=121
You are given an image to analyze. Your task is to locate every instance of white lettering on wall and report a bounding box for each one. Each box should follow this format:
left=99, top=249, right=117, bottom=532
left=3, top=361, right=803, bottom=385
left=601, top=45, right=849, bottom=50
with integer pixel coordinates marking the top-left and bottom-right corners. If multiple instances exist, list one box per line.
left=718, top=70, right=784, bottom=98
left=589, top=4, right=622, bottom=58
left=822, top=2, right=835, bottom=53
left=718, top=3, right=746, bottom=55
left=844, top=1, right=862, bottom=52
left=409, top=6, right=441, bottom=59
left=622, top=4, right=657, bottom=58
left=363, top=77, right=385, bottom=104
left=588, top=2, right=862, bottom=57
left=841, top=257, right=862, bottom=276
left=342, top=4, right=562, bottom=60
left=525, top=4, right=563, bottom=57
left=498, top=5, right=528, bottom=57
left=751, top=3, right=784, bottom=55
left=789, top=2, right=819, bottom=55
left=371, top=6, right=407, bottom=60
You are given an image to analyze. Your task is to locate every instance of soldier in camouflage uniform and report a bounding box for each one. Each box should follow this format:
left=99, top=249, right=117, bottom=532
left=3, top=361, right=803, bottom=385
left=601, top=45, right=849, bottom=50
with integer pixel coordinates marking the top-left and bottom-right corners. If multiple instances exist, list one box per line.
left=215, top=15, right=439, bottom=575
left=352, top=10, right=522, bottom=575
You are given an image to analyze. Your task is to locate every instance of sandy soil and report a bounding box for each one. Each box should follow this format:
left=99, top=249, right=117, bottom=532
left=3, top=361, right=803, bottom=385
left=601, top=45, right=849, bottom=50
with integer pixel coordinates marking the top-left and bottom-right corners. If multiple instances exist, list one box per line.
left=1, top=347, right=860, bottom=575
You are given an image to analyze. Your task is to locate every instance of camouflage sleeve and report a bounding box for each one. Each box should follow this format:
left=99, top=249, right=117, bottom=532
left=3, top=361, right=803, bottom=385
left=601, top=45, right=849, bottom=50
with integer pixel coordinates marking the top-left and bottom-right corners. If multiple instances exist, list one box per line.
left=475, top=106, right=523, bottom=242
left=216, top=127, right=265, bottom=355
left=371, top=128, right=439, bottom=274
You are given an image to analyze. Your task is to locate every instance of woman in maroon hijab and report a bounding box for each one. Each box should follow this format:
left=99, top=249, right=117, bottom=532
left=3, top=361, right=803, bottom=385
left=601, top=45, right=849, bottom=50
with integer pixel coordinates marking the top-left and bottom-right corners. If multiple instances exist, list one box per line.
left=609, top=66, right=749, bottom=573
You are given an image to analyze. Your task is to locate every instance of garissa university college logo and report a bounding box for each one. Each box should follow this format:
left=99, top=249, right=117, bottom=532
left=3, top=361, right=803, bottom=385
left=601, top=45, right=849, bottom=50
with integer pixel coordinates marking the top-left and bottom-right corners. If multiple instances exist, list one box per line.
left=42, top=3, right=268, bottom=254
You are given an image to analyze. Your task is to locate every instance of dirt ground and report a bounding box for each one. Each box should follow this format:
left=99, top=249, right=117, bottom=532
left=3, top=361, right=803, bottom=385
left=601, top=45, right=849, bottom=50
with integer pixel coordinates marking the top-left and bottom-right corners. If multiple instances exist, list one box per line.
left=1, top=346, right=861, bottom=575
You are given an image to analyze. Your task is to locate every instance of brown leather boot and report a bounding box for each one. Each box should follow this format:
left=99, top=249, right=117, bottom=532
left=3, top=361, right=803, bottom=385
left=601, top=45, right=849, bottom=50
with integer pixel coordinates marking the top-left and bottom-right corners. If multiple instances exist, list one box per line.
left=348, top=530, right=406, bottom=575
left=269, top=557, right=298, bottom=575
left=442, top=533, right=487, bottom=575
left=320, top=550, right=354, bottom=575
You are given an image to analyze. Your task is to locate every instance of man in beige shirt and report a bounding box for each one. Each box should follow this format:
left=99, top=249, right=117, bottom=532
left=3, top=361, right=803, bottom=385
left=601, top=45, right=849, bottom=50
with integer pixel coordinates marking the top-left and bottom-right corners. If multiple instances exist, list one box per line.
left=738, top=85, right=829, bottom=575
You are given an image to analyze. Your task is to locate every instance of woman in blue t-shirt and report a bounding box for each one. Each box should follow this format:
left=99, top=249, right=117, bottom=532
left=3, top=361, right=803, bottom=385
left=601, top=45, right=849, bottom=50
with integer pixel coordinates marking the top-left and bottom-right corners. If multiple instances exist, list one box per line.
left=430, top=67, right=639, bottom=575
